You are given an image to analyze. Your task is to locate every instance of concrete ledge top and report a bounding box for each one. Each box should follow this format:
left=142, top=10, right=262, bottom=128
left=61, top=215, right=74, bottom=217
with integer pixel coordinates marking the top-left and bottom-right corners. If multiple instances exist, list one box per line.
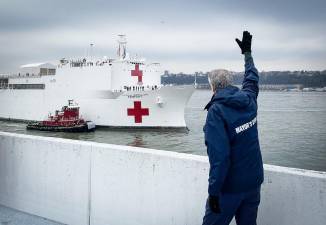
left=0, top=131, right=207, bottom=162
left=0, top=205, right=63, bottom=225
left=1, top=131, right=326, bottom=178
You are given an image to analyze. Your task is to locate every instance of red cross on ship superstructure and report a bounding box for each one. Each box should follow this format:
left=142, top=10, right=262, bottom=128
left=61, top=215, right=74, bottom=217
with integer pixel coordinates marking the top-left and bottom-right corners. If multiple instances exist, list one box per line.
left=131, top=64, right=143, bottom=84
left=127, top=101, right=149, bottom=123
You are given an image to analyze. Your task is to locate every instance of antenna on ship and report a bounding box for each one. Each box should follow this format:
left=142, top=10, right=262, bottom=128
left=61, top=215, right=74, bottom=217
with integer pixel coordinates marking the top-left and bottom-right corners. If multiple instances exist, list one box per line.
left=89, top=43, right=94, bottom=61
left=117, top=35, right=127, bottom=60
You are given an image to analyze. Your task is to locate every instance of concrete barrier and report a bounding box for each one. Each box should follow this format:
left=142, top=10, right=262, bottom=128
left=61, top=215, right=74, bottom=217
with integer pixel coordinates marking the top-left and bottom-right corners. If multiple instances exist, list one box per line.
left=0, top=131, right=325, bottom=225
left=0, top=132, right=91, bottom=225
left=90, top=143, right=208, bottom=225
left=261, top=165, right=326, bottom=225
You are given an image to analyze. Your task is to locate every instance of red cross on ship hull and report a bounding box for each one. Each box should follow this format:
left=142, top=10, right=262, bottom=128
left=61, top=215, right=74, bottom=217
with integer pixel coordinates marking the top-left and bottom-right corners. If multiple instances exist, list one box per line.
left=131, top=64, right=143, bottom=84
left=127, top=101, right=149, bottom=123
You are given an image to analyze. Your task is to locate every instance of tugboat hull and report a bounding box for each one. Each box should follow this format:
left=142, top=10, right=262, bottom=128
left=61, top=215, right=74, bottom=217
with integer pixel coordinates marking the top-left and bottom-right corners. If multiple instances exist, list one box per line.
left=27, top=121, right=96, bottom=132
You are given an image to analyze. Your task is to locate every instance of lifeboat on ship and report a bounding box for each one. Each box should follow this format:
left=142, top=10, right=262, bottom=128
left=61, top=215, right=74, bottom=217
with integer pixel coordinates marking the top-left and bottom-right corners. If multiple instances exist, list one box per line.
left=27, top=100, right=96, bottom=132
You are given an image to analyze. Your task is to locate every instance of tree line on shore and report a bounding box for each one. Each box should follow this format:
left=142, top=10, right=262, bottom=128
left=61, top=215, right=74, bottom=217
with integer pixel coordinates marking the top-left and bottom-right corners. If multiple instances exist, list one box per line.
left=161, top=70, right=326, bottom=88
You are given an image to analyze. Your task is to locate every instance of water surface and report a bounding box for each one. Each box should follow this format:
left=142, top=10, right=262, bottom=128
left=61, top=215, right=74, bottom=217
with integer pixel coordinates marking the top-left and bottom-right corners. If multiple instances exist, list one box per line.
left=1, top=91, right=325, bottom=171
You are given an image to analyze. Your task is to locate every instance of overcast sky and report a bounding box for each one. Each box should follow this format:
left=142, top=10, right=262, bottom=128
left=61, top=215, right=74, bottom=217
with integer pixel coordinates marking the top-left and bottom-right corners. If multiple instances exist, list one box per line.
left=0, top=0, right=325, bottom=73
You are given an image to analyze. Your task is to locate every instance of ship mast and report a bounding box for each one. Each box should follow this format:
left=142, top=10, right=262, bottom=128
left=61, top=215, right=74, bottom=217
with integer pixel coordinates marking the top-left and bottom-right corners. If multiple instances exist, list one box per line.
left=89, top=43, right=94, bottom=61
left=117, top=35, right=127, bottom=60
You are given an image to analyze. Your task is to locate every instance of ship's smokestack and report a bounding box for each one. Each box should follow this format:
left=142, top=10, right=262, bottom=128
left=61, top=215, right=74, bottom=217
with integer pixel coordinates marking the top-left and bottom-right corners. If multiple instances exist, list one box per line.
left=117, top=35, right=127, bottom=60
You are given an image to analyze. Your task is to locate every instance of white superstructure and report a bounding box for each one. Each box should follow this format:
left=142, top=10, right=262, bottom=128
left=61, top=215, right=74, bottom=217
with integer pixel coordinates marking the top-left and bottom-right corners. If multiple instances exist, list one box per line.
left=0, top=35, right=194, bottom=127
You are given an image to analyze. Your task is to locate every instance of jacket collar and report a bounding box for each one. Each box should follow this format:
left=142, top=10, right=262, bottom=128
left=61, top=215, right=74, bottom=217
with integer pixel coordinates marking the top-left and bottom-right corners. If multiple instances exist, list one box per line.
left=204, top=86, right=239, bottom=110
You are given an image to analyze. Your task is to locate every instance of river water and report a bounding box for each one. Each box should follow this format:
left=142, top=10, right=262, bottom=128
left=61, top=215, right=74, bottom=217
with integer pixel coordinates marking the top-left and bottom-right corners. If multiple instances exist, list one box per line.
left=0, top=90, right=325, bottom=171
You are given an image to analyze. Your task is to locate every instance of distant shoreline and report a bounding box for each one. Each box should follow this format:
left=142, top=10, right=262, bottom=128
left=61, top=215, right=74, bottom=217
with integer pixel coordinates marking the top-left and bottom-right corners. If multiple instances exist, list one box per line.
left=162, top=70, right=326, bottom=89
left=174, top=84, right=326, bottom=92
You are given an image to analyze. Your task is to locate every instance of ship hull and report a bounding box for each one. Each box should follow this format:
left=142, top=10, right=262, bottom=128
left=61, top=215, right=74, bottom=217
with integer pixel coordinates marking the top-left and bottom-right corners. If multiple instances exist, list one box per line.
left=0, top=86, right=194, bottom=128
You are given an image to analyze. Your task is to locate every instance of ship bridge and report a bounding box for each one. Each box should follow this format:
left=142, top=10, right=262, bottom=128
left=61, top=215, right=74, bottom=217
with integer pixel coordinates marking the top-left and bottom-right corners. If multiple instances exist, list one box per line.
left=20, top=62, right=56, bottom=77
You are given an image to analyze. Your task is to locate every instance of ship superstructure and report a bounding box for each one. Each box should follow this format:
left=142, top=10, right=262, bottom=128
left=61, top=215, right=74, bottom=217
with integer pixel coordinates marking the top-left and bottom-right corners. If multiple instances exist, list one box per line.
left=0, top=35, right=194, bottom=127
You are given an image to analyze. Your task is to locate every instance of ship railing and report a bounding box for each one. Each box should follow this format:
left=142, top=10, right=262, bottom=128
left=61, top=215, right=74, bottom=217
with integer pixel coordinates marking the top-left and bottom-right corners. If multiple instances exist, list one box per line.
left=0, top=74, right=10, bottom=78
left=65, top=58, right=114, bottom=68
left=0, top=73, right=42, bottom=78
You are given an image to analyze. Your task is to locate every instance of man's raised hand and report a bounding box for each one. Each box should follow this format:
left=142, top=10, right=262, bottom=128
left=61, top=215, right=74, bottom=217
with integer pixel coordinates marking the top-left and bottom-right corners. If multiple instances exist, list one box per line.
left=235, top=31, right=252, bottom=54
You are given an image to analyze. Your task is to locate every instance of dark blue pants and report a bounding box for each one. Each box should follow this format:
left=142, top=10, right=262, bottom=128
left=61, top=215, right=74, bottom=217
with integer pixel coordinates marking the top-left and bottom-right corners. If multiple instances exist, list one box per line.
left=202, top=187, right=261, bottom=225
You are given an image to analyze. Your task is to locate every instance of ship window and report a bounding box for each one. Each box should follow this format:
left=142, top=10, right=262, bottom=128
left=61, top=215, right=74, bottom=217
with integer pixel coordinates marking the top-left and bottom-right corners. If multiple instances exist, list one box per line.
left=48, top=69, right=56, bottom=75
left=0, top=78, right=8, bottom=89
left=11, top=83, right=45, bottom=89
left=40, top=68, right=56, bottom=76
left=40, top=68, right=47, bottom=75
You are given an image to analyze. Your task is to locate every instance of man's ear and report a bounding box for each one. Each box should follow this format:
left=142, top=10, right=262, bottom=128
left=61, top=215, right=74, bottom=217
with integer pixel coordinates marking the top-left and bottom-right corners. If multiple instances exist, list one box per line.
left=210, top=84, right=215, bottom=92
left=208, top=77, right=214, bottom=92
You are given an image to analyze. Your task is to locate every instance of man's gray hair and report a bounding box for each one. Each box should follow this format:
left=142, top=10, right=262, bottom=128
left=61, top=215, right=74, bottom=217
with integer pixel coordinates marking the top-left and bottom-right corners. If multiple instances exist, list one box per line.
left=208, top=69, right=232, bottom=91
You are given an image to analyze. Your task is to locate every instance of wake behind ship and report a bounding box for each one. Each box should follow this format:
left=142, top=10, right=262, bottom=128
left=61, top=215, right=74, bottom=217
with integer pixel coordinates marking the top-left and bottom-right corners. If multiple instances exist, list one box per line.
left=0, top=35, right=194, bottom=128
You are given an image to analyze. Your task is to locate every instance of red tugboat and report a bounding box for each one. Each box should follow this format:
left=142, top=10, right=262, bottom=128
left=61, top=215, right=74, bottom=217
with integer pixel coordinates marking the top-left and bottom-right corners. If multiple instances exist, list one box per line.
left=27, top=100, right=96, bottom=132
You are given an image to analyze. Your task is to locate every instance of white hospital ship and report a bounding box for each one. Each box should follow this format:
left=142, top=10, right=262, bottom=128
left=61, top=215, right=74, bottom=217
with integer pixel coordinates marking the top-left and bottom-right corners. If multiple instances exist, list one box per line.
left=0, top=35, right=194, bottom=127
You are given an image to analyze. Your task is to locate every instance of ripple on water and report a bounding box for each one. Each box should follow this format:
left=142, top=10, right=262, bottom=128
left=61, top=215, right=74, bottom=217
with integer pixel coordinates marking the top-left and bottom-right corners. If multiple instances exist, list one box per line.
left=0, top=91, right=326, bottom=171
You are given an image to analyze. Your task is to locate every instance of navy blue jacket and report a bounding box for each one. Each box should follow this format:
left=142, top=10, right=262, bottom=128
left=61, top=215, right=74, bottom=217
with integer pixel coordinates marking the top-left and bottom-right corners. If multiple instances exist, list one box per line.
left=204, top=53, right=264, bottom=195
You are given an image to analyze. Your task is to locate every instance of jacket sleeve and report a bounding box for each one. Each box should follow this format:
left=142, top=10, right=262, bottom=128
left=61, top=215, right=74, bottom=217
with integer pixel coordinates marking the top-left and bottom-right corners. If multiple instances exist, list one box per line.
left=205, top=106, right=230, bottom=196
left=242, top=52, right=259, bottom=98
